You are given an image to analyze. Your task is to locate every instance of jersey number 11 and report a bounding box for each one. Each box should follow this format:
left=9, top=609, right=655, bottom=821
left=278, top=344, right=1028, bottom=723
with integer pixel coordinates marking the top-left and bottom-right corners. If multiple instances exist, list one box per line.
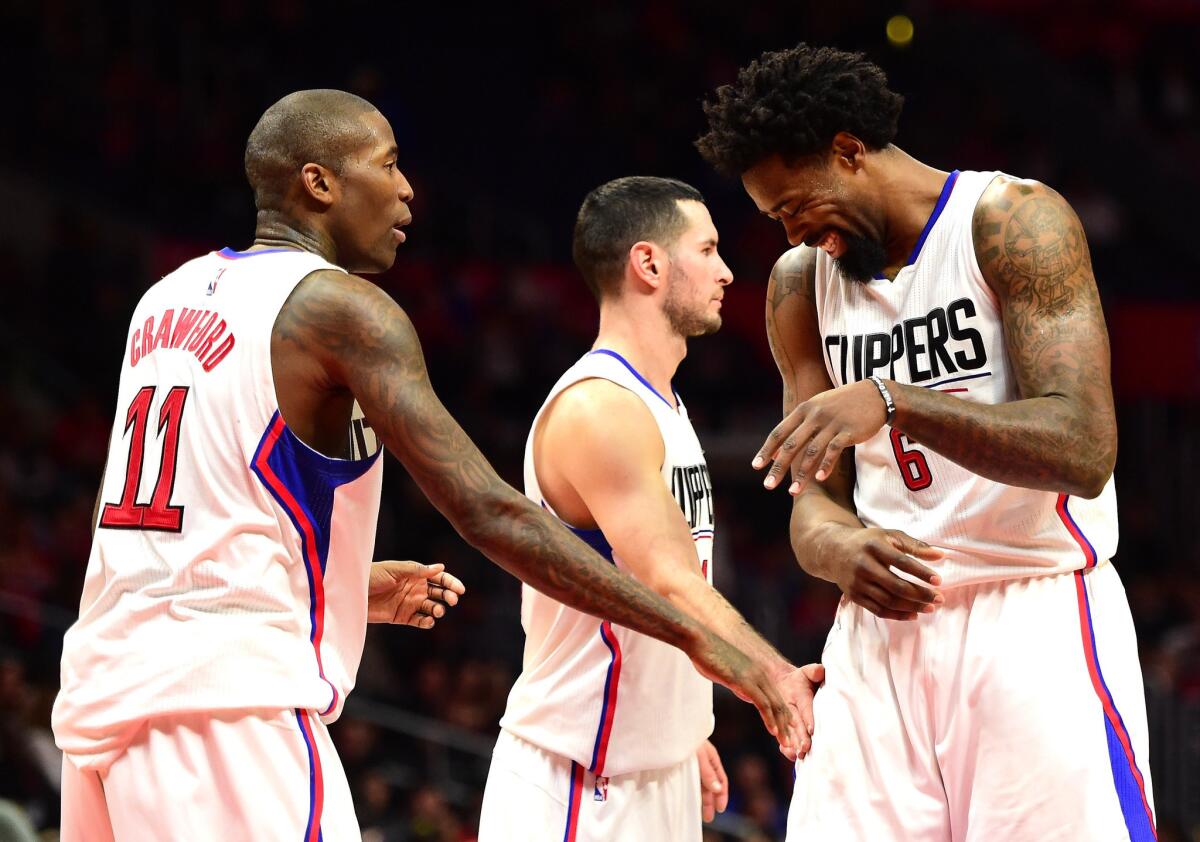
left=99, top=386, right=190, bottom=532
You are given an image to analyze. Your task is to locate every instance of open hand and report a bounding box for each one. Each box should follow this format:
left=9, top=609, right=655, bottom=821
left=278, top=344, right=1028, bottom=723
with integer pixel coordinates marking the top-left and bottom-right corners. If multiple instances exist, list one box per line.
left=696, top=739, right=729, bottom=823
left=753, top=379, right=889, bottom=495
left=367, top=561, right=465, bottom=629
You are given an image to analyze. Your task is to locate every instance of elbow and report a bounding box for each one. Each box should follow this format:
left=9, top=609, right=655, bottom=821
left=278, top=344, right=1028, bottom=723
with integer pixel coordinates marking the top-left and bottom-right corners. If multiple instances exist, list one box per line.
left=1066, top=432, right=1116, bottom=500
left=1071, top=463, right=1113, bottom=500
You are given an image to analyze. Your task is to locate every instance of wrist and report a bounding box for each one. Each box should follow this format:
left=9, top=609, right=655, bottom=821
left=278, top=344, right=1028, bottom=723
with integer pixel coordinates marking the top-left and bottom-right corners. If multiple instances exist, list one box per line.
left=807, top=521, right=858, bottom=580
left=867, top=375, right=896, bottom=426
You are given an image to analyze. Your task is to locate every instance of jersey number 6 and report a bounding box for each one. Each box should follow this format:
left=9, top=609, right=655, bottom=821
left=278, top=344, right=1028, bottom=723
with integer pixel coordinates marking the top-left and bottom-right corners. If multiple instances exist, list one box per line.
left=890, top=428, right=933, bottom=491
left=99, top=386, right=190, bottom=532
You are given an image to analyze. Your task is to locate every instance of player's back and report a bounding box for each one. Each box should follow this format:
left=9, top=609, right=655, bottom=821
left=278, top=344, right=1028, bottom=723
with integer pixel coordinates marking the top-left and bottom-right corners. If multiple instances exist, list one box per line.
left=53, top=248, right=383, bottom=772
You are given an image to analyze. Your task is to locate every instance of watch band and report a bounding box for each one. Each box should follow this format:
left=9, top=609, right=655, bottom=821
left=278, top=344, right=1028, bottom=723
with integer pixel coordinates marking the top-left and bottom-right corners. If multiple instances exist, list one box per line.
left=868, top=375, right=896, bottom=426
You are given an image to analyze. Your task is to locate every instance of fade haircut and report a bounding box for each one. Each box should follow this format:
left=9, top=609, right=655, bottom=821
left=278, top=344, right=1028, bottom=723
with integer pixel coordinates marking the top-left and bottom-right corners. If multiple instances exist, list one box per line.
left=572, top=176, right=705, bottom=301
left=696, top=44, right=904, bottom=176
left=244, top=89, right=378, bottom=211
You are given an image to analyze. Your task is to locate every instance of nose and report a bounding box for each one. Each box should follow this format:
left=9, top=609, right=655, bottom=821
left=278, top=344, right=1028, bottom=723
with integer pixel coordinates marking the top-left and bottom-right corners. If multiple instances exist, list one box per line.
left=397, top=170, right=414, bottom=203
left=784, top=219, right=807, bottom=248
left=718, top=257, right=733, bottom=286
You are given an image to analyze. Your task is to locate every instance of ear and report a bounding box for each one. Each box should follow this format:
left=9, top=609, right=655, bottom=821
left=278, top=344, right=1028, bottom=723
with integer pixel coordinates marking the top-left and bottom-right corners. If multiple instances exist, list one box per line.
left=830, top=132, right=868, bottom=173
left=300, top=162, right=337, bottom=208
left=628, top=241, right=667, bottom=291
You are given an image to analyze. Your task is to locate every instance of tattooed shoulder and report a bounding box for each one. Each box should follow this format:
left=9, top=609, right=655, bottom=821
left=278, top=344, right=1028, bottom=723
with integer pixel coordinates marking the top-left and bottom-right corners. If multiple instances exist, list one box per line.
left=768, top=246, right=817, bottom=311
left=274, top=269, right=425, bottom=378
left=971, top=177, right=1093, bottom=318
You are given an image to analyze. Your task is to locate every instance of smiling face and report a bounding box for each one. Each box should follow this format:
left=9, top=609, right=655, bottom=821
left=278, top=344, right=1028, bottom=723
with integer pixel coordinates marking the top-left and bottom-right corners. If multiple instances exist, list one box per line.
left=741, top=151, right=888, bottom=282
left=661, top=200, right=732, bottom=337
left=324, top=110, right=414, bottom=274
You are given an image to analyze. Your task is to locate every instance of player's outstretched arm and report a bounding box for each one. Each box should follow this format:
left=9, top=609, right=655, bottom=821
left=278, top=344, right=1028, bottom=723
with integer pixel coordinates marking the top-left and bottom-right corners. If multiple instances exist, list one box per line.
left=272, top=271, right=796, bottom=744
left=764, top=249, right=943, bottom=621
left=756, top=182, right=1115, bottom=500
left=537, top=379, right=818, bottom=752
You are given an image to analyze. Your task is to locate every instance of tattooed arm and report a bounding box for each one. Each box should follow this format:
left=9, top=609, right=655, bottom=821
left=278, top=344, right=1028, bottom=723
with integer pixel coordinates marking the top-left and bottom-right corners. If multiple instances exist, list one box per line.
left=758, top=180, right=1115, bottom=501
left=272, top=270, right=798, bottom=743
left=890, top=178, right=1116, bottom=497
left=766, top=249, right=943, bottom=620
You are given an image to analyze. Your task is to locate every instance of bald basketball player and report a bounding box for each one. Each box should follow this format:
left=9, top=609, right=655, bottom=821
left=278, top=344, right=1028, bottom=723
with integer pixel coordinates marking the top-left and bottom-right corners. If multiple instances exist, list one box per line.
left=52, top=90, right=806, bottom=841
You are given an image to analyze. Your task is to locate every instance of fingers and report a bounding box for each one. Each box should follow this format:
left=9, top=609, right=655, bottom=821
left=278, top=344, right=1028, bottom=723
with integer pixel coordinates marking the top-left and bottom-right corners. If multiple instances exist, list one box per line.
left=432, top=570, right=467, bottom=596
left=428, top=584, right=460, bottom=608
left=419, top=598, right=445, bottom=619
left=696, top=741, right=727, bottom=821
left=870, top=536, right=944, bottom=593
left=813, top=432, right=852, bottom=484
left=860, top=582, right=931, bottom=619
left=752, top=410, right=806, bottom=489
left=791, top=427, right=851, bottom=495
left=887, top=530, right=945, bottom=563
left=752, top=679, right=792, bottom=747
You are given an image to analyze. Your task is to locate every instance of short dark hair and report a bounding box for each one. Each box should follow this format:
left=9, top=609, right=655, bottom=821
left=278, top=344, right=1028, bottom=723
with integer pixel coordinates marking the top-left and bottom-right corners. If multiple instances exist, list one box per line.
left=245, top=89, right=378, bottom=211
left=696, top=44, right=904, bottom=177
left=572, top=176, right=704, bottom=301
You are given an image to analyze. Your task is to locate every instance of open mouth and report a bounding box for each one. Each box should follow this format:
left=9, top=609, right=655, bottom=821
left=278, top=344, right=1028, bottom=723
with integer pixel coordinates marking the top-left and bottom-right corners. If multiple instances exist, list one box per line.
left=392, top=217, right=411, bottom=243
left=813, top=230, right=846, bottom=259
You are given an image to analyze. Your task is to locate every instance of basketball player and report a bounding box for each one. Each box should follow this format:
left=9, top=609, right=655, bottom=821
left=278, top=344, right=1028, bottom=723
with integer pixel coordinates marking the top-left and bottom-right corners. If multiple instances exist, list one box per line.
left=477, top=177, right=823, bottom=841
left=51, top=89, right=802, bottom=841
left=697, top=45, right=1156, bottom=841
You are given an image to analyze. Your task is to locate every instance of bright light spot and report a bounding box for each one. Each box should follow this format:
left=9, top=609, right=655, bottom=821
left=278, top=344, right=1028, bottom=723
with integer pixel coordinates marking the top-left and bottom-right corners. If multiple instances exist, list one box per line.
left=887, top=14, right=914, bottom=48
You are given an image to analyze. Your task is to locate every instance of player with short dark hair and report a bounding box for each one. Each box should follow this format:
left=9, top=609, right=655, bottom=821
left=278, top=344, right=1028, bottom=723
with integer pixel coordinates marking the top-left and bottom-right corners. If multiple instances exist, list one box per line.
left=52, top=90, right=803, bottom=840
left=479, top=176, right=822, bottom=841
left=700, top=44, right=1157, bottom=841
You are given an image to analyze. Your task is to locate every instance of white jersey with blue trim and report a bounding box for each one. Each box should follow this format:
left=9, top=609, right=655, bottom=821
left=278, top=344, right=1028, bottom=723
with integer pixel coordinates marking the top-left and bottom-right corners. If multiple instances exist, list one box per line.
left=499, top=349, right=715, bottom=778
left=53, top=248, right=383, bottom=771
left=814, top=169, right=1118, bottom=587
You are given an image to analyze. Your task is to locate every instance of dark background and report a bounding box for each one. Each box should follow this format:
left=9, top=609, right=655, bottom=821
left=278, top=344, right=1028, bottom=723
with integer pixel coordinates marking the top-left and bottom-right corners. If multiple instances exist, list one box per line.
left=1, top=1, right=1198, bottom=839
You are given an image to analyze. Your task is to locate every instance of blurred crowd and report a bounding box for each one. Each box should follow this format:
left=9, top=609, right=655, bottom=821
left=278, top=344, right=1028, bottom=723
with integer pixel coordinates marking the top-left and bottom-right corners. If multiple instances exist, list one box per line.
left=1, top=0, right=1198, bottom=839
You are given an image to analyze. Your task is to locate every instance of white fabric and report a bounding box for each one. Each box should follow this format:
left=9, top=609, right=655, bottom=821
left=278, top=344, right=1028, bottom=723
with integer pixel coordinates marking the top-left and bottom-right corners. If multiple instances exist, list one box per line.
left=499, top=349, right=714, bottom=777
left=813, top=169, right=1118, bottom=588
left=60, top=708, right=358, bottom=841
left=54, top=249, right=383, bottom=771
left=786, top=562, right=1155, bottom=841
left=479, top=729, right=701, bottom=842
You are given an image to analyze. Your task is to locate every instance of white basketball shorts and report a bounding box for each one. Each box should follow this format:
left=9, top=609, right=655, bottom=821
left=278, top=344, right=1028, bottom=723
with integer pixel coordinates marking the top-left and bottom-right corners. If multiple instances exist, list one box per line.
left=787, top=561, right=1156, bottom=841
left=60, top=708, right=359, bottom=841
left=479, top=729, right=701, bottom=841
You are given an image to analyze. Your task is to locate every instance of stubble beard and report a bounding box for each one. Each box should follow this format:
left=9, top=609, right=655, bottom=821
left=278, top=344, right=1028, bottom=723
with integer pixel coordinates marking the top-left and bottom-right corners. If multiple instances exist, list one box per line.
left=663, top=264, right=721, bottom=338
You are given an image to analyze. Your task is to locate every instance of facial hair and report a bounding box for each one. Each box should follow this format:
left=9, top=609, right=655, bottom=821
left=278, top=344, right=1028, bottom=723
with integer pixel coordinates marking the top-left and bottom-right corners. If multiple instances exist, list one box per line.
left=663, top=263, right=721, bottom=338
left=834, top=231, right=889, bottom=283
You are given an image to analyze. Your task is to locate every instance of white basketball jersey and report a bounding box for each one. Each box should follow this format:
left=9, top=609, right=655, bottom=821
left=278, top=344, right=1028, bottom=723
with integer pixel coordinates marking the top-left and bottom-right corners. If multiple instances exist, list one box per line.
left=814, top=170, right=1118, bottom=588
left=53, top=247, right=383, bottom=770
left=499, top=349, right=715, bottom=777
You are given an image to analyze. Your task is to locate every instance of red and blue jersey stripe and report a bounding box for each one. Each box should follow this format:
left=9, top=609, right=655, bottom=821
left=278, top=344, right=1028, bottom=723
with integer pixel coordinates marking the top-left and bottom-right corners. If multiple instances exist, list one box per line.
left=1059, top=494, right=1156, bottom=839
left=251, top=411, right=380, bottom=715
left=295, top=709, right=325, bottom=842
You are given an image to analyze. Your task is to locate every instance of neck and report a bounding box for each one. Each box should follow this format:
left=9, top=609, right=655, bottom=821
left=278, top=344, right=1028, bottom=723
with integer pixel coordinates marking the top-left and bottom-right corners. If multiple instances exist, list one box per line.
left=874, top=146, right=952, bottom=275
left=594, top=298, right=686, bottom=405
left=251, top=209, right=340, bottom=265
